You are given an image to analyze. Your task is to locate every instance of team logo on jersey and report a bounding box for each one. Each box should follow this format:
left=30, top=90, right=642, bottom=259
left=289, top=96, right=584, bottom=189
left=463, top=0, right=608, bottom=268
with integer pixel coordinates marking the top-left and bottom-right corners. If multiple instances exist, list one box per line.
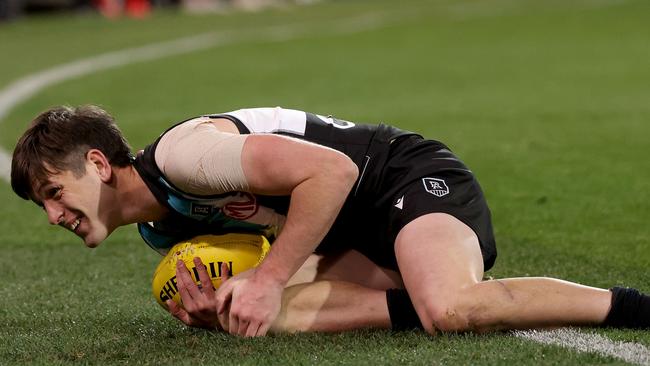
left=422, top=178, right=449, bottom=197
left=316, top=114, right=355, bottom=129
left=222, top=192, right=259, bottom=220
left=394, top=195, right=404, bottom=210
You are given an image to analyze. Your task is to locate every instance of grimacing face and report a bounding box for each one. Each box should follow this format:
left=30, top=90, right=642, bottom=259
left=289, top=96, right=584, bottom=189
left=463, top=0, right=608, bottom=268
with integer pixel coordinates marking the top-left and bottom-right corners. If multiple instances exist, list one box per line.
left=32, top=154, right=115, bottom=247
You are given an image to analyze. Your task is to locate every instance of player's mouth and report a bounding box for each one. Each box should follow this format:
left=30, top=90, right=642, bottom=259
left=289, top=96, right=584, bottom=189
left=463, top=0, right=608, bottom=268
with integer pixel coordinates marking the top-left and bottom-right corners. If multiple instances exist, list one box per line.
left=66, top=215, right=84, bottom=234
left=70, top=218, right=81, bottom=231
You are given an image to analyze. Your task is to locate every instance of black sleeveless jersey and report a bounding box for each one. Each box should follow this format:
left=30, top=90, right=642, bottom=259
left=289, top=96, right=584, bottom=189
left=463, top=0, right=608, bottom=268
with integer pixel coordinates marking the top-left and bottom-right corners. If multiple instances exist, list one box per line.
left=133, top=108, right=418, bottom=255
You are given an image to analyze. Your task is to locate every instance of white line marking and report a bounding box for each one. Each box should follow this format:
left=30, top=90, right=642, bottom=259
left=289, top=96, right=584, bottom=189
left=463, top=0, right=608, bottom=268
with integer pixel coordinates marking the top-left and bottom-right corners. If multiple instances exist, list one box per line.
left=515, top=328, right=650, bottom=365
left=0, top=11, right=399, bottom=183
left=0, top=149, right=10, bottom=182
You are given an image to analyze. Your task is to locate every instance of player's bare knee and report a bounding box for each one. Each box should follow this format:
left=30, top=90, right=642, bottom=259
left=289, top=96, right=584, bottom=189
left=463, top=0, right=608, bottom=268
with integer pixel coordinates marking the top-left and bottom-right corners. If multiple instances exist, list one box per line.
left=338, top=154, right=360, bottom=185
left=417, top=298, right=471, bottom=334
left=418, top=290, right=494, bottom=334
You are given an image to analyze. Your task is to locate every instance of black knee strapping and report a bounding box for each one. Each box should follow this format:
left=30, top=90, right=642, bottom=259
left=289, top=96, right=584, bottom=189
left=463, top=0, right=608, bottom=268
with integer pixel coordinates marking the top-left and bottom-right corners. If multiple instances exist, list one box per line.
left=386, top=288, right=423, bottom=331
left=603, top=287, right=650, bottom=329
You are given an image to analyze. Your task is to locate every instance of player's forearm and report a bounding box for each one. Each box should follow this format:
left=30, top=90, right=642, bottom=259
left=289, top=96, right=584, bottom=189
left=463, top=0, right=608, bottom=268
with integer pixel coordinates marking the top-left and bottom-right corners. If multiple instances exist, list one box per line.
left=271, top=281, right=391, bottom=333
left=255, top=158, right=358, bottom=285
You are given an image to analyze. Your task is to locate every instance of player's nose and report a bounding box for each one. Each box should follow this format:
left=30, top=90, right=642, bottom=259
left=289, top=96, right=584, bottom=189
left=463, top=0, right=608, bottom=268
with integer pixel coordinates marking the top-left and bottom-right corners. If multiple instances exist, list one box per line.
left=43, top=201, right=64, bottom=225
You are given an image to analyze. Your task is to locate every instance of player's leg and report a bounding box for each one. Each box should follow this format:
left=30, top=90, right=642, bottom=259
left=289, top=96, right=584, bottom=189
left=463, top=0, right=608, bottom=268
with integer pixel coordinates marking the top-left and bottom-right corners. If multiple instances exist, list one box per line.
left=314, top=250, right=403, bottom=289
left=271, top=251, right=401, bottom=333
left=271, top=280, right=391, bottom=333
left=396, top=213, right=612, bottom=334
left=287, top=250, right=403, bottom=290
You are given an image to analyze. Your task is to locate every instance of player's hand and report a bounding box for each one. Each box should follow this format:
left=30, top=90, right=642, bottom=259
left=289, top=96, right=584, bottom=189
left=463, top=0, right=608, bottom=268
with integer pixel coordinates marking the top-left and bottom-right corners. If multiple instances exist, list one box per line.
left=215, top=263, right=231, bottom=332
left=166, top=258, right=228, bottom=330
left=215, top=268, right=283, bottom=337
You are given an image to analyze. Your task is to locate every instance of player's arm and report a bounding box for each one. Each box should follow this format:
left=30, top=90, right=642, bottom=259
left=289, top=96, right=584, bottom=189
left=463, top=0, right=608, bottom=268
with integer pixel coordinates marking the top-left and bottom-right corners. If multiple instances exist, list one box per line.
left=243, top=134, right=359, bottom=288
left=215, top=134, right=359, bottom=336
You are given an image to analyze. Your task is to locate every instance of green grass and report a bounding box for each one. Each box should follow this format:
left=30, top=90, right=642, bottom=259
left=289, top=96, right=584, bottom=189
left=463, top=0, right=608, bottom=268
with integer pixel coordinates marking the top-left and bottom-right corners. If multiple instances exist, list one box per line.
left=1, top=0, right=650, bottom=364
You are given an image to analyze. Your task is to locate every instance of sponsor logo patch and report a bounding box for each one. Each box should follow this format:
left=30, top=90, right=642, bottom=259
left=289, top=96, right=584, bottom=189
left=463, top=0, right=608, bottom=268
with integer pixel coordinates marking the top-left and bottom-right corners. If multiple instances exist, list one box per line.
left=191, top=203, right=212, bottom=216
left=222, top=192, right=259, bottom=220
left=422, top=178, right=449, bottom=197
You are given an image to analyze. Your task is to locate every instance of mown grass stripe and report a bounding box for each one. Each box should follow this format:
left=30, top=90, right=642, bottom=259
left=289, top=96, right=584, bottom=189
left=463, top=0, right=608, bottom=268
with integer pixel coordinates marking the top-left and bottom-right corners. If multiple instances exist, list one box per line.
left=515, top=328, right=650, bottom=365
left=0, top=11, right=394, bottom=183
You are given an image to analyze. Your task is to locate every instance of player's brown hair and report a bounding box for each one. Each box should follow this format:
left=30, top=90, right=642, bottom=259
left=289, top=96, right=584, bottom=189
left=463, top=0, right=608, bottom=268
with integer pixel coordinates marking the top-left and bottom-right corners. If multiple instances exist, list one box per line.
left=11, top=105, right=133, bottom=200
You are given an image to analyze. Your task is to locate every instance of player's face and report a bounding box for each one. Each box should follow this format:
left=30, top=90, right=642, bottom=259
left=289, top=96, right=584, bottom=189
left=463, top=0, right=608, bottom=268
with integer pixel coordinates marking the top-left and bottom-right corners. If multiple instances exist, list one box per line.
left=33, top=163, right=113, bottom=248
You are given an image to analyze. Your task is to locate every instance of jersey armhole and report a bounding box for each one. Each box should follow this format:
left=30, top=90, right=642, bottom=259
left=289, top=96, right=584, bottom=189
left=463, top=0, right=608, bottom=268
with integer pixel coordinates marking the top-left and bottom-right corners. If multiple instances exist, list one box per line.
left=205, top=114, right=250, bottom=134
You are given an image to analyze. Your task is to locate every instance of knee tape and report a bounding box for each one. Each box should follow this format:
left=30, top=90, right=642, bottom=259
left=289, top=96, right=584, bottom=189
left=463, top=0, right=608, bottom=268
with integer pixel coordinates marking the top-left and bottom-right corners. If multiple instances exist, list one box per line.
left=386, top=288, right=423, bottom=331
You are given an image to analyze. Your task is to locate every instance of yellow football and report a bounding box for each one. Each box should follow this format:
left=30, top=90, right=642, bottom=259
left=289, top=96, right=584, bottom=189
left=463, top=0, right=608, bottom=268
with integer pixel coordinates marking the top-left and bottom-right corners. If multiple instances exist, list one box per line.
left=151, top=233, right=270, bottom=308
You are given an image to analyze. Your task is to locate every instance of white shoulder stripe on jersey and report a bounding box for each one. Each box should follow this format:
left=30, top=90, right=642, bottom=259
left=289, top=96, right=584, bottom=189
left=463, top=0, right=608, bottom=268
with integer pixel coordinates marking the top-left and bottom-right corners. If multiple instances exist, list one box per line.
left=225, top=107, right=307, bottom=136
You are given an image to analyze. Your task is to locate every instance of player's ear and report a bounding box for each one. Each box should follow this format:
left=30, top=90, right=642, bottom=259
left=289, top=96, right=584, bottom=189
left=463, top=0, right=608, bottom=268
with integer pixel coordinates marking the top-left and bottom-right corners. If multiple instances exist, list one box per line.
left=86, top=149, right=113, bottom=183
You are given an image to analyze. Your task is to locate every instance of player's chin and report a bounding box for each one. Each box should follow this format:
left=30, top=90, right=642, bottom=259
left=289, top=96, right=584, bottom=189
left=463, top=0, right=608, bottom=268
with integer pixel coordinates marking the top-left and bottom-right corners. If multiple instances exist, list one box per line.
left=82, top=229, right=109, bottom=248
left=82, top=236, right=101, bottom=248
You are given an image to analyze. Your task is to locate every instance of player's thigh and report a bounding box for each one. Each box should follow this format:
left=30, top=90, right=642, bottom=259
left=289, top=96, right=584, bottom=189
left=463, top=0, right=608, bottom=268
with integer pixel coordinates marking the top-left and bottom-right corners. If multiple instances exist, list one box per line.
left=287, top=251, right=403, bottom=290
left=315, top=249, right=403, bottom=290
left=395, top=213, right=484, bottom=330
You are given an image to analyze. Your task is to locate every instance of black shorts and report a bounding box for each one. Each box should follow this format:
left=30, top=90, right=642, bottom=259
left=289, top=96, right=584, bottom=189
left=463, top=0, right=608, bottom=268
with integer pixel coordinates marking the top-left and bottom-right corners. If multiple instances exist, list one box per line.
left=317, top=133, right=497, bottom=273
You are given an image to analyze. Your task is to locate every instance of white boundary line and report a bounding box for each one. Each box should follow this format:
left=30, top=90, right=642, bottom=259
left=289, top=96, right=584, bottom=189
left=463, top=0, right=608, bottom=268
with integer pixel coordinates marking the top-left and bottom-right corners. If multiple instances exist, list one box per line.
left=515, top=328, right=650, bottom=365
left=0, top=11, right=392, bottom=183
left=0, top=148, right=9, bottom=182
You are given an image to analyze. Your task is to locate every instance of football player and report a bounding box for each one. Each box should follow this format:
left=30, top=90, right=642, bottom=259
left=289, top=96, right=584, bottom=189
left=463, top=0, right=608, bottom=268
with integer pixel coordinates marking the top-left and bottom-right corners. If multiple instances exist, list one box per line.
left=11, top=105, right=649, bottom=336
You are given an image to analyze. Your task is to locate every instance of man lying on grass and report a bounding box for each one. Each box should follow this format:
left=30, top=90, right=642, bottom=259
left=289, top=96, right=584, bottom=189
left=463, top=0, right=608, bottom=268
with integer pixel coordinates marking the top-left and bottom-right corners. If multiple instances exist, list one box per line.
left=11, top=105, right=650, bottom=336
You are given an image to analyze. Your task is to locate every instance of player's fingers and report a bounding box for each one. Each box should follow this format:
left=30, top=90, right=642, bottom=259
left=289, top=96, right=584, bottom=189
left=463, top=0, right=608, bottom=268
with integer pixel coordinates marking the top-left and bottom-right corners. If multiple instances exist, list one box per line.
left=245, top=322, right=261, bottom=338
left=175, top=265, right=194, bottom=310
left=221, top=262, right=231, bottom=282
left=166, top=300, right=192, bottom=325
left=193, top=257, right=215, bottom=296
left=228, top=313, right=239, bottom=336
left=176, top=260, right=201, bottom=300
left=217, top=306, right=230, bottom=332
left=237, top=320, right=251, bottom=337
left=257, top=321, right=272, bottom=337
left=215, top=282, right=233, bottom=314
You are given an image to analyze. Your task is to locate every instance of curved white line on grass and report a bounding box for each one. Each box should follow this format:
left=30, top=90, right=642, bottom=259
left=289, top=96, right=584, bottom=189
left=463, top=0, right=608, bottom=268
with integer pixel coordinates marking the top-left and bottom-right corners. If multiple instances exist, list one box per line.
left=0, top=12, right=393, bottom=183
left=515, top=328, right=650, bottom=365
left=0, top=0, right=630, bottom=182
left=0, top=149, right=9, bottom=182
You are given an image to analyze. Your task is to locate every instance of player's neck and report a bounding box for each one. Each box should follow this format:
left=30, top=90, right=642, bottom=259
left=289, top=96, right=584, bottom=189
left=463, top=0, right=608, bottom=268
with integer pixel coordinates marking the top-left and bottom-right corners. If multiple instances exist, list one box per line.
left=113, top=165, right=168, bottom=225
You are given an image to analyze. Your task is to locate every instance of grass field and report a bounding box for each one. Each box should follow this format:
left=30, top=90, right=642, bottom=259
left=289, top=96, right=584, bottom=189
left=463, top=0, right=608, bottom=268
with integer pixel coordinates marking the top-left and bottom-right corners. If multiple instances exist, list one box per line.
left=1, top=0, right=649, bottom=364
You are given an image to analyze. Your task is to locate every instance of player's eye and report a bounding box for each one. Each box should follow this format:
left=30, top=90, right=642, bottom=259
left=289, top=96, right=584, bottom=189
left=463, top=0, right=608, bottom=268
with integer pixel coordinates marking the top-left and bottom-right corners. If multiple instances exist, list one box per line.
left=46, top=187, right=62, bottom=199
